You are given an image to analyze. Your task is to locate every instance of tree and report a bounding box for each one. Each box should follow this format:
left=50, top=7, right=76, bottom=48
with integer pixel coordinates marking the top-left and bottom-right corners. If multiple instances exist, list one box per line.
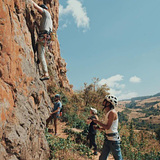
left=83, top=83, right=94, bottom=106
left=155, top=127, right=160, bottom=143
left=129, top=121, right=135, bottom=146
left=92, top=77, right=99, bottom=92
left=82, top=79, right=110, bottom=106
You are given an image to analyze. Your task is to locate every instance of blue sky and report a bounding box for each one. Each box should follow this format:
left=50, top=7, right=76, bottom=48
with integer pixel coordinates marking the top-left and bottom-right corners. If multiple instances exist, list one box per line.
left=58, top=0, right=160, bottom=100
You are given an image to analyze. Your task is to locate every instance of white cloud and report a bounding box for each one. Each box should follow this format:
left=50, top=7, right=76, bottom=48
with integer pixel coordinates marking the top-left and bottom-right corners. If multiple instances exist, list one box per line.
left=118, top=92, right=138, bottom=100
left=109, top=88, right=122, bottom=95
left=98, top=74, right=125, bottom=89
left=98, top=74, right=125, bottom=97
left=130, top=76, right=141, bottom=83
left=98, top=74, right=139, bottom=100
left=59, top=0, right=90, bottom=29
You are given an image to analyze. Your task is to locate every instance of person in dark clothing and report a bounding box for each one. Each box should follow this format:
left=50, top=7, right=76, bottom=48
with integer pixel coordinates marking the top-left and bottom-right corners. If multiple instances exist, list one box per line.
left=86, top=107, right=99, bottom=155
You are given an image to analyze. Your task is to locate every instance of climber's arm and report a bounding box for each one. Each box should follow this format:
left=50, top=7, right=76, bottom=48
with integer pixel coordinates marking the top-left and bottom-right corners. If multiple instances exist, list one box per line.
left=30, top=0, right=43, bottom=14
left=50, top=107, right=60, bottom=115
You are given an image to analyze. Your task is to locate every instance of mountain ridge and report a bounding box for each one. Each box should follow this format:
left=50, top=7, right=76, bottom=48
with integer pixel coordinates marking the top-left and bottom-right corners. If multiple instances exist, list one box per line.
left=120, top=92, right=160, bottom=101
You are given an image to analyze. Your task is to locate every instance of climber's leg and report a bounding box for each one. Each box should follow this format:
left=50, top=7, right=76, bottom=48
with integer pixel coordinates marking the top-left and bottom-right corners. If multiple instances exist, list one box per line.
left=53, top=114, right=58, bottom=135
left=37, top=43, right=49, bottom=80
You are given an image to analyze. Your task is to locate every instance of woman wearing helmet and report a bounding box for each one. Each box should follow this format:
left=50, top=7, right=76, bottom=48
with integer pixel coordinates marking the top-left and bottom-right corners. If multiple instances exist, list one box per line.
left=93, top=95, right=123, bottom=160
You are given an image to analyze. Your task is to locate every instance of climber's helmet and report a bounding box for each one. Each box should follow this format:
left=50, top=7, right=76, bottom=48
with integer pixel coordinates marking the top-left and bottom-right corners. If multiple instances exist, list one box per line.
left=40, top=4, right=48, bottom=10
left=102, top=95, right=118, bottom=110
left=90, top=107, right=97, bottom=115
left=55, top=94, right=60, bottom=99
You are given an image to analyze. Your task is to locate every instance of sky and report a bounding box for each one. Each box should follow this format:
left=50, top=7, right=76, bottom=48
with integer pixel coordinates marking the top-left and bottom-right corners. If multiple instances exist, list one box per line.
left=57, top=0, right=160, bottom=100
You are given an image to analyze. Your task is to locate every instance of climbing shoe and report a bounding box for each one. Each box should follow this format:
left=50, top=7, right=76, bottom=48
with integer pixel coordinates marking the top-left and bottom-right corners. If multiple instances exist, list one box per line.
left=40, top=76, right=49, bottom=81
left=37, top=59, right=40, bottom=64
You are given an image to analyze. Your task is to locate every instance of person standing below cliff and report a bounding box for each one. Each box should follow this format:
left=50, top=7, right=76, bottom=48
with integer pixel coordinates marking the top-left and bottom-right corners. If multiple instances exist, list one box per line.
left=46, top=94, right=62, bottom=135
left=93, top=95, right=123, bottom=160
left=30, top=0, right=53, bottom=81
left=86, top=107, right=99, bottom=155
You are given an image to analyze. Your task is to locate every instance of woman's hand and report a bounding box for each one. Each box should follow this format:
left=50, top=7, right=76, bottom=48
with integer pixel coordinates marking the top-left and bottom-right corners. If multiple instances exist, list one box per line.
left=86, top=119, right=92, bottom=124
left=50, top=112, right=54, bottom=116
left=93, top=125, right=104, bottom=131
left=98, top=127, right=104, bottom=131
left=93, top=119, right=99, bottom=124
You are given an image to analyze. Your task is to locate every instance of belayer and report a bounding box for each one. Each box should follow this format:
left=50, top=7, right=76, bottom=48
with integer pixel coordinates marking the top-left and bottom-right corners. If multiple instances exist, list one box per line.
left=46, top=94, right=62, bottom=135
left=86, top=107, right=99, bottom=155
left=93, top=95, right=123, bottom=160
left=29, top=0, right=53, bottom=81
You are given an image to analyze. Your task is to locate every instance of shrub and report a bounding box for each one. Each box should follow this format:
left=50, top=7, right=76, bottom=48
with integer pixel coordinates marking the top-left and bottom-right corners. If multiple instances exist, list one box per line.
left=155, top=127, right=160, bottom=142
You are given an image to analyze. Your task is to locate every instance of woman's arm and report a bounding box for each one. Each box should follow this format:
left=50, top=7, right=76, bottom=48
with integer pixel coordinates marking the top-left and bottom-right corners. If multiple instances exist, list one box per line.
left=93, top=125, right=105, bottom=131
left=93, top=111, right=115, bottom=130
left=50, top=107, right=60, bottom=115
left=30, top=0, right=43, bottom=14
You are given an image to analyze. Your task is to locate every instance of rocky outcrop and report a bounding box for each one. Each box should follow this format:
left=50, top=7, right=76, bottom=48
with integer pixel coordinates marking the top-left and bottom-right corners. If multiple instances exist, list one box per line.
left=0, top=0, right=72, bottom=159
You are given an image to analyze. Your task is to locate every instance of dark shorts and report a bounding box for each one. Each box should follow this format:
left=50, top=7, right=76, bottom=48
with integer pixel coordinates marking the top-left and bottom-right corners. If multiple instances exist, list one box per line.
left=51, top=113, right=60, bottom=119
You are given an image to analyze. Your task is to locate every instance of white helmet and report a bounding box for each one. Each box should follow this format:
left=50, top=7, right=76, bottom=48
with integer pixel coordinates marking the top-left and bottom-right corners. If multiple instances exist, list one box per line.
left=90, top=107, right=97, bottom=114
left=105, top=95, right=118, bottom=107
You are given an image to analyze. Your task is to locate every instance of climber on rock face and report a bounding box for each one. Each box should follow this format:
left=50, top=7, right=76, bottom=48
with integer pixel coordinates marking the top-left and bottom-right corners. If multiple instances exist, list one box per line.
left=30, top=0, right=53, bottom=81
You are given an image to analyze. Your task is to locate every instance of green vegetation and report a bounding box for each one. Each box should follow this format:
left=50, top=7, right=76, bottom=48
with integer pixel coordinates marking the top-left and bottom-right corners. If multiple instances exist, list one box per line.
left=45, top=130, right=92, bottom=159
left=131, top=118, right=160, bottom=131
left=120, top=123, right=160, bottom=160
left=121, top=135, right=160, bottom=160
left=118, top=111, right=128, bottom=123
left=62, top=112, right=87, bottom=130
left=143, top=106, right=160, bottom=117
left=125, top=100, right=137, bottom=109
left=124, top=100, right=160, bottom=131
left=155, top=127, right=160, bottom=142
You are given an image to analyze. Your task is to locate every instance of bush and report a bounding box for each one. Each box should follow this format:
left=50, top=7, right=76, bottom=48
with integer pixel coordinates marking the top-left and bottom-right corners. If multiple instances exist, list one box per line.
left=155, top=127, right=160, bottom=142
left=118, top=111, right=128, bottom=123
left=62, top=112, right=87, bottom=130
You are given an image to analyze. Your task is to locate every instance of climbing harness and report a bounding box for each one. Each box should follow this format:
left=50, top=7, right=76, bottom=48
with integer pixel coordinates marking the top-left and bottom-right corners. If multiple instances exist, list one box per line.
left=37, top=30, right=51, bottom=47
left=105, top=133, right=118, bottom=137
left=37, top=30, right=56, bottom=46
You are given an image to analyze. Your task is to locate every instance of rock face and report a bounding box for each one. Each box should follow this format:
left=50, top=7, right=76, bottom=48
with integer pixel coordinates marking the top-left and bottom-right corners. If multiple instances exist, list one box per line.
left=0, top=0, right=72, bottom=159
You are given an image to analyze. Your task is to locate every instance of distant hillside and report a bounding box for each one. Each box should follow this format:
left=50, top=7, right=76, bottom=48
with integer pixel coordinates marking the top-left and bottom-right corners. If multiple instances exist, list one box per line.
left=118, top=93, right=160, bottom=132
left=131, top=92, right=160, bottom=101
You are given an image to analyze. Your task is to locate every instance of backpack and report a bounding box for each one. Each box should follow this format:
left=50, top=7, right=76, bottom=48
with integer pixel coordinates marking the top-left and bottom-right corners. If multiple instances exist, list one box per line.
left=59, top=105, right=63, bottom=116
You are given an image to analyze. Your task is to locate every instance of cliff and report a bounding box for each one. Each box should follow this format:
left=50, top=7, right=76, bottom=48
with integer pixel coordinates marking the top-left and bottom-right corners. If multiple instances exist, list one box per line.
left=0, top=0, right=72, bottom=159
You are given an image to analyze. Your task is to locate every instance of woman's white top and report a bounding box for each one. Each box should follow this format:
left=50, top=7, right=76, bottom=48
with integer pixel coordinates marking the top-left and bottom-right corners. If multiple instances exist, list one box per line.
left=104, top=109, right=120, bottom=141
